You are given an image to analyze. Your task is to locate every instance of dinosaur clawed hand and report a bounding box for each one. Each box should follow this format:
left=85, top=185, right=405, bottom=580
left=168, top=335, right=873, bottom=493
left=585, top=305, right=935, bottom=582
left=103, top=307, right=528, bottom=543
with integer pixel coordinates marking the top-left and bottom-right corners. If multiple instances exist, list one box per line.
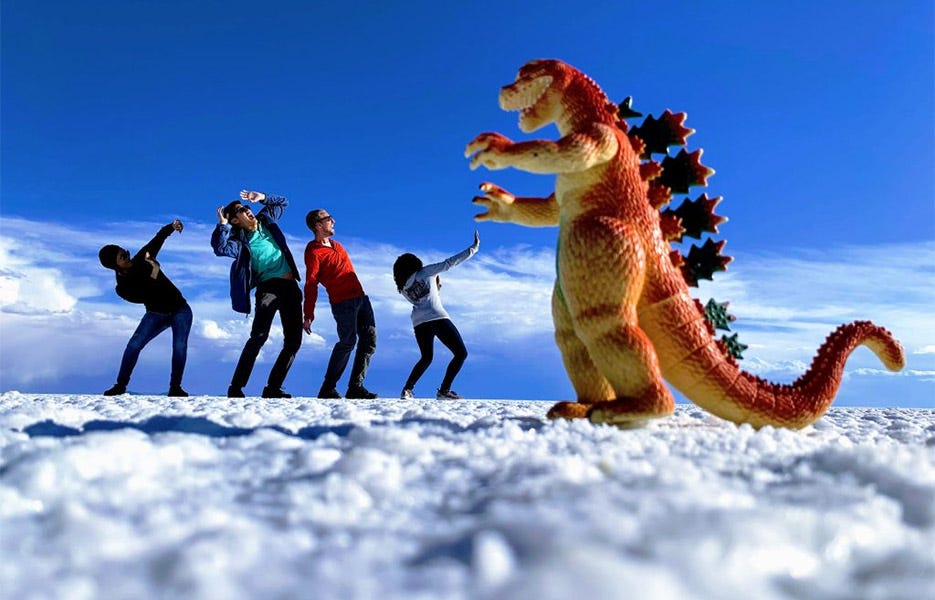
left=472, top=182, right=516, bottom=222
left=465, top=132, right=515, bottom=170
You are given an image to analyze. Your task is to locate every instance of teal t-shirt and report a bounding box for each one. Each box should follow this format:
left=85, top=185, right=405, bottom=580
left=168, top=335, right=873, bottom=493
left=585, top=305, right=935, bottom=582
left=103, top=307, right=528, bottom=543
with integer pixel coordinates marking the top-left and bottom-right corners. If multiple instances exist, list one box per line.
left=247, top=223, right=291, bottom=282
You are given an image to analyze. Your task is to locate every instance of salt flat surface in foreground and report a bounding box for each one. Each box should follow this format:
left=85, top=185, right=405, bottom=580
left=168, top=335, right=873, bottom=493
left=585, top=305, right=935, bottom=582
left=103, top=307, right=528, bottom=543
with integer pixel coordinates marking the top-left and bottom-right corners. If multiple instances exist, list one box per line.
left=1, top=392, right=933, bottom=600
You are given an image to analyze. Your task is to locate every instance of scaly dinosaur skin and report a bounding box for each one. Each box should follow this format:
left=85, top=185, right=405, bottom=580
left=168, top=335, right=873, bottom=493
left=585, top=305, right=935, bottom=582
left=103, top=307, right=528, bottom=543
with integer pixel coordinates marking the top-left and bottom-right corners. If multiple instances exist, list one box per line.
left=465, top=59, right=905, bottom=429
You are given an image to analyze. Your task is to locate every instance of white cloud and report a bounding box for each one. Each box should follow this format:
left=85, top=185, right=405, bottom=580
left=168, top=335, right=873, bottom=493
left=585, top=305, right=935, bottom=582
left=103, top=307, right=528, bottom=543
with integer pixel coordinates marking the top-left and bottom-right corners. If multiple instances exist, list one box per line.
left=0, top=241, right=77, bottom=314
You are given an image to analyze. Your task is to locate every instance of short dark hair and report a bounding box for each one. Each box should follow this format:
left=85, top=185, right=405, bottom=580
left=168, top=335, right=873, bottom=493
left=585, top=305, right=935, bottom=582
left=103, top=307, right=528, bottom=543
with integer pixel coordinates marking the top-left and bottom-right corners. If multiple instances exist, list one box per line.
left=99, top=244, right=121, bottom=270
left=306, top=209, right=327, bottom=231
left=223, top=200, right=243, bottom=222
left=393, top=253, right=423, bottom=291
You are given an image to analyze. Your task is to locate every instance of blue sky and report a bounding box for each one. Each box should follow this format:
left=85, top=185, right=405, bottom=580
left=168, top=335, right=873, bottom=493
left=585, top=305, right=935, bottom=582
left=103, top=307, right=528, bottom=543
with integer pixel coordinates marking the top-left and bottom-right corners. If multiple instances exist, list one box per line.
left=2, top=0, right=933, bottom=407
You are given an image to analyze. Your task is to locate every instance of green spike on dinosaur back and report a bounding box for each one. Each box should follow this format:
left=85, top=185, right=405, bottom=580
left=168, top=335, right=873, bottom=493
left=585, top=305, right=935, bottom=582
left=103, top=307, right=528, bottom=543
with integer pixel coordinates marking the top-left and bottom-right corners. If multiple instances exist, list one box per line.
left=659, top=149, right=714, bottom=194
left=617, top=96, right=643, bottom=119
left=680, top=238, right=732, bottom=286
left=720, top=333, right=748, bottom=360
left=662, top=193, right=727, bottom=242
left=704, top=298, right=735, bottom=331
left=629, top=110, right=694, bottom=158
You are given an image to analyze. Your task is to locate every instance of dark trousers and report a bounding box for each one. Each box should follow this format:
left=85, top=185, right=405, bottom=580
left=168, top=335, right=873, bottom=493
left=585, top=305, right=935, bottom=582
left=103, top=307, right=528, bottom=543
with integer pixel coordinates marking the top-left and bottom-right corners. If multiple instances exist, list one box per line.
left=404, top=318, right=467, bottom=392
left=322, top=295, right=377, bottom=390
left=117, top=303, right=192, bottom=388
left=231, top=278, right=303, bottom=390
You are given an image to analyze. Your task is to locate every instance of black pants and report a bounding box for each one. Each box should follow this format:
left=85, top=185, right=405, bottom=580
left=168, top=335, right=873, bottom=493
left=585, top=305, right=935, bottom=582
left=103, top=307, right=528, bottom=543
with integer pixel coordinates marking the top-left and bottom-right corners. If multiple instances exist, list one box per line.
left=231, top=278, right=303, bottom=390
left=404, top=318, right=467, bottom=392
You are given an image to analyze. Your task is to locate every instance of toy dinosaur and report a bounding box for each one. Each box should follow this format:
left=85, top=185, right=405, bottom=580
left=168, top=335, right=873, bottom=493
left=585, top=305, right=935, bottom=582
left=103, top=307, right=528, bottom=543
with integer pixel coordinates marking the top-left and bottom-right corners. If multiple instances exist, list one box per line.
left=464, top=59, right=905, bottom=429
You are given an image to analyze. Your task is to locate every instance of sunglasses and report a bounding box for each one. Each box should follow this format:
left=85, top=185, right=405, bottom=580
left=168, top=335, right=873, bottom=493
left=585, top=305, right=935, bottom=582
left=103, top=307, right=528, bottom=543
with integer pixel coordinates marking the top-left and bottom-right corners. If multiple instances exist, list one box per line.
left=316, top=215, right=334, bottom=224
left=229, top=205, right=251, bottom=218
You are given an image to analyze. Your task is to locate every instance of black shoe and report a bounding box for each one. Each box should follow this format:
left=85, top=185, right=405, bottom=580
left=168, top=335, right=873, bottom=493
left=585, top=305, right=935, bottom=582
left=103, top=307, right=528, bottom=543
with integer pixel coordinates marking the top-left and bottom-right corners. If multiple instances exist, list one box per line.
left=317, top=387, right=342, bottom=399
left=168, top=386, right=189, bottom=397
left=346, top=385, right=377, bottom=399
left=228, top=385, right=245, bottom=398
left=103, top=384, right=126, bottom=396
left=262, top=386, right=291, bottom=399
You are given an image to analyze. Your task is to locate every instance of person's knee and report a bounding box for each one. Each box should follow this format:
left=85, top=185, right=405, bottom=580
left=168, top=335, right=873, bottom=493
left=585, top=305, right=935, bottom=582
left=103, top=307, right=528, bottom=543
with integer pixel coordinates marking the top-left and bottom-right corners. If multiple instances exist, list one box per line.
left=359, top=326, right=377, bottom=353
left=126, top=334, right=147, bottom=352
left=283, top=333, right=302, bottom=353
left=454, top=347, right=468, bottom=362
left=248, top=331, right=270, bottom=346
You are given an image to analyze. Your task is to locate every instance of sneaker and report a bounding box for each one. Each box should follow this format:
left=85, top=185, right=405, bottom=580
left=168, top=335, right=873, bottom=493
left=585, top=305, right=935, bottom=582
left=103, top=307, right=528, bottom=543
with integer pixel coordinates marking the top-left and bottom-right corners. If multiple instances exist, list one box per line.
left=262, top=386, right=292, bottom=399
left=168, top=386, right=189, bottom=397
left=227, top=385, right=245, bottom=398
left=103, top=384, right=126, bottom=396
left=317, top=387, right=342, bottom=399
left=436, top=389, right=462, bottom=400
left=400, top=388, right=414, bottom=399
left=346, top=385, right=378, bottom=399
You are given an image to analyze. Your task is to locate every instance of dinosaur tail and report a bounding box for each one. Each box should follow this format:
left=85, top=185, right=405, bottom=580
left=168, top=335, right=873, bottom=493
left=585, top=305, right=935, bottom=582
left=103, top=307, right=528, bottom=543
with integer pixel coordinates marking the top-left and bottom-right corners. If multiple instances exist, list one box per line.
left=653, top=308, right=905, bottom=428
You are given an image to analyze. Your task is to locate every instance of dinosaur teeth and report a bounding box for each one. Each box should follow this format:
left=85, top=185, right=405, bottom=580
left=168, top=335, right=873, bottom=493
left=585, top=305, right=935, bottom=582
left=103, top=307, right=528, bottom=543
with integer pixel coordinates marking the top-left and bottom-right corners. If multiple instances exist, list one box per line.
left=500, top=75, right=552, bottom=112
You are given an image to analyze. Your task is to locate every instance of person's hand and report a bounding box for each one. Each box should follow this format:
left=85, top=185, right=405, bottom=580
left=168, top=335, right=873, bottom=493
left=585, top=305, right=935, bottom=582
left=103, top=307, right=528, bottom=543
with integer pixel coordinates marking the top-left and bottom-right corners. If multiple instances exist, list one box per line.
left=473, top=229, right=480, bottom=248
left=303, top=316, right=313, bottom=334
left=217, top=206, right=228, bottom=225
left=171, top=219, right=184, bottom=233
left=241, top=190, right=266, bottom=202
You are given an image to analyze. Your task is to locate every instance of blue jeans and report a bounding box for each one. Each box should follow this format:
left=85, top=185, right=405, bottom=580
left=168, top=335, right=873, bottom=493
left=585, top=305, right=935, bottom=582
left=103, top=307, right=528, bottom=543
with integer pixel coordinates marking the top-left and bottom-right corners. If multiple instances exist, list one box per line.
left=322, top=295, right=377, bottom=390
left=116, top=303, right=192, bottom=388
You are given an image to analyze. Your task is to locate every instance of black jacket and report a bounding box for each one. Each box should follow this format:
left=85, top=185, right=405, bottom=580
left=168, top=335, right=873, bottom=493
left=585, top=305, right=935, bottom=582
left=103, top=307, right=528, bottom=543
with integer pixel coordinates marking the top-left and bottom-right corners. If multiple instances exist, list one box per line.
left=115, top=224, right=187, bottom=314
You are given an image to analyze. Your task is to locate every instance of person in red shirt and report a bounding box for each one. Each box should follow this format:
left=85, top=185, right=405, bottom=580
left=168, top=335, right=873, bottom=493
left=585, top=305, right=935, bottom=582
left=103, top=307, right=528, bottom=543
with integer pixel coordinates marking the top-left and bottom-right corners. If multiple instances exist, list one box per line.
left=304, top=209, right=377, bottom=399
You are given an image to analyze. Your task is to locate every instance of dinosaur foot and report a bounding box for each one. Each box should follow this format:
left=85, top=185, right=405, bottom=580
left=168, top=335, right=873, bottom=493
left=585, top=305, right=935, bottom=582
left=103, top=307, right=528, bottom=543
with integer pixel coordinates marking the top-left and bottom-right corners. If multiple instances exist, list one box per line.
left=586, top=399, right=674, bottom=428
left=546, top=401, right=592, bottom=420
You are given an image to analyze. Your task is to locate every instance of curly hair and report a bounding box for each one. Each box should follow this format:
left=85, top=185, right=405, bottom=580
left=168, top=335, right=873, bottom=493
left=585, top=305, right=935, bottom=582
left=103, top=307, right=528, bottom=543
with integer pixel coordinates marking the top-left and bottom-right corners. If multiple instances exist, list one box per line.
left=393, top=253, right=423, bottom=292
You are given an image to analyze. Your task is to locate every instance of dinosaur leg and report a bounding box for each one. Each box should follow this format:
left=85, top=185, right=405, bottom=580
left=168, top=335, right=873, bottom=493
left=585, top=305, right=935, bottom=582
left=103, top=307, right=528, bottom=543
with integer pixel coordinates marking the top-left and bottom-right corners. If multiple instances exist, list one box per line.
left=561, top=219, right=675, bottom=425
left=547, top=283, right=615, bottom=420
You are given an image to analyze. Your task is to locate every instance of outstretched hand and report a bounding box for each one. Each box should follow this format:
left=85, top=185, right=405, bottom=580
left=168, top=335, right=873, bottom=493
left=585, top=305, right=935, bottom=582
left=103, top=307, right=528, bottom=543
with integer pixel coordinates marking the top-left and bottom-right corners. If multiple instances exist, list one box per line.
left=240, top=190, right=266, bottom=202
left=472, top=182, right=515, bottom=222
left=171, top=219, right=184, bottom=233
left=472, top=229, right=480, bottom=248
left=216, top=206, right=228, bottom=225
left=465, top=132, right=514, bottom=171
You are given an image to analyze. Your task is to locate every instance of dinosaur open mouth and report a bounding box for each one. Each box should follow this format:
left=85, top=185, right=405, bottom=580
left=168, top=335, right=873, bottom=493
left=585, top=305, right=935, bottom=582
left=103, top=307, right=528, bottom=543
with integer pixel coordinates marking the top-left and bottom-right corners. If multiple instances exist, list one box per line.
left=499, top=75, right=552, bottom=113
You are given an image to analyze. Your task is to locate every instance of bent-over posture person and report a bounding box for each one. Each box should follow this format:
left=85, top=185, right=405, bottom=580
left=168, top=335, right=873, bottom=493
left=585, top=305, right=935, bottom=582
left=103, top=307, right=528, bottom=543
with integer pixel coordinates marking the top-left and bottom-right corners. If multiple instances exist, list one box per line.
left=99, top=220, right=192, bottom=396
left=211, top=190, right=303, bottom=398
left=393, top=231, right=479, bottom=399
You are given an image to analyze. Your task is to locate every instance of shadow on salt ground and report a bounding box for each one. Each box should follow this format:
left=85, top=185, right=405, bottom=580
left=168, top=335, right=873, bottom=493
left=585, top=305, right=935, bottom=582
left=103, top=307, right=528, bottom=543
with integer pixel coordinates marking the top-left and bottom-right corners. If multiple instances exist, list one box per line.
left=19, top=416, right=357, bottom=440
left=17, top=415, right=545, bottom=440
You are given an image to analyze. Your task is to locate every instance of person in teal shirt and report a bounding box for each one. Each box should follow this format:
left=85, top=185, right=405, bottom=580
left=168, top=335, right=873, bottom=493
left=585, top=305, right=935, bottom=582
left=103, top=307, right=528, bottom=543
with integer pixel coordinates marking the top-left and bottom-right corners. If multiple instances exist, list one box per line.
left=211, top=190, right=303, bottom=398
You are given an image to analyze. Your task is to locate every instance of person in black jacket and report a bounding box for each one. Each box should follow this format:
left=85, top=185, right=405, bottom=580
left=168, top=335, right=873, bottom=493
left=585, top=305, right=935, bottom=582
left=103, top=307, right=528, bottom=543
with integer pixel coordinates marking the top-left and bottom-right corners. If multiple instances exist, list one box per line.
left=98, top=220, right=192, bottom=397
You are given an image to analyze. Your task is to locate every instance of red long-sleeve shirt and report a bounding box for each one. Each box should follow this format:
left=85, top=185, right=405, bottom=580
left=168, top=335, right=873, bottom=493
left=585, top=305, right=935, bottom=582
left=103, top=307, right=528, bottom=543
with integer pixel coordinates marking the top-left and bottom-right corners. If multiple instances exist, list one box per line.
left=304, top=239, right=365, bottom=320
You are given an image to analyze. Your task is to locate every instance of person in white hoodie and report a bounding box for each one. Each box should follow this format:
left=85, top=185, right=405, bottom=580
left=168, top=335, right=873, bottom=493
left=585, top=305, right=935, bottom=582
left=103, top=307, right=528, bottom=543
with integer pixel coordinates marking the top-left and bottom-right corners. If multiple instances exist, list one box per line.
left=393, top=231, right=479, bottom=400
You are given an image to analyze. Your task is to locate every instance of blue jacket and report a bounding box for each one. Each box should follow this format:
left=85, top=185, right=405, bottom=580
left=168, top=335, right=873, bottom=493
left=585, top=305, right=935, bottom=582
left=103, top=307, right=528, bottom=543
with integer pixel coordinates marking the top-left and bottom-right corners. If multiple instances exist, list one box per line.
left=211, top=195, right=301, bottom=314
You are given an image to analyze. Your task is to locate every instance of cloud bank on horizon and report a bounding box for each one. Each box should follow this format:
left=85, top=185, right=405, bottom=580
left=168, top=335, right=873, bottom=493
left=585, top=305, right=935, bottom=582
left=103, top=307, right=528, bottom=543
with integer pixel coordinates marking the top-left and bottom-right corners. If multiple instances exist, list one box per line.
left=0, top=215, right=931, bottom=407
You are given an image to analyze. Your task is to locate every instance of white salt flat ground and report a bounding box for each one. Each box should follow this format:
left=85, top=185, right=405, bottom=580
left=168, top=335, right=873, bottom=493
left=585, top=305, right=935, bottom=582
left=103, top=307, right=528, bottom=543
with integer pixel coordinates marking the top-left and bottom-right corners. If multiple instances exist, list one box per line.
left=1, top=392, right=933, bottom=600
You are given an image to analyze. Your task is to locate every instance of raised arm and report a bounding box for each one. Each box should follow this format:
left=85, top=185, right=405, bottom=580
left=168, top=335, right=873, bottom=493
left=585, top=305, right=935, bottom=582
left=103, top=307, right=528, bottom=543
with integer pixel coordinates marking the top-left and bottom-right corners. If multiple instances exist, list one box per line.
left=211, top=206, right=240, bottom=258
left=416, top=231, right=480, bottom=279
left=243, top=189, right=288, bottom=224
left=465, top=123, right=618, bottom=175
left=136, top=220, right=182, bottom=261
left=472, top=183, right=559, bottom=227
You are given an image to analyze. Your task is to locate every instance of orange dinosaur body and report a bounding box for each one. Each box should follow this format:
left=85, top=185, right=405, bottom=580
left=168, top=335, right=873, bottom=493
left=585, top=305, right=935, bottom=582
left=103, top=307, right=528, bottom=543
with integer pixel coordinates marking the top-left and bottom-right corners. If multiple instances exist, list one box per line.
left=465, top=59, right=905, bottom=429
